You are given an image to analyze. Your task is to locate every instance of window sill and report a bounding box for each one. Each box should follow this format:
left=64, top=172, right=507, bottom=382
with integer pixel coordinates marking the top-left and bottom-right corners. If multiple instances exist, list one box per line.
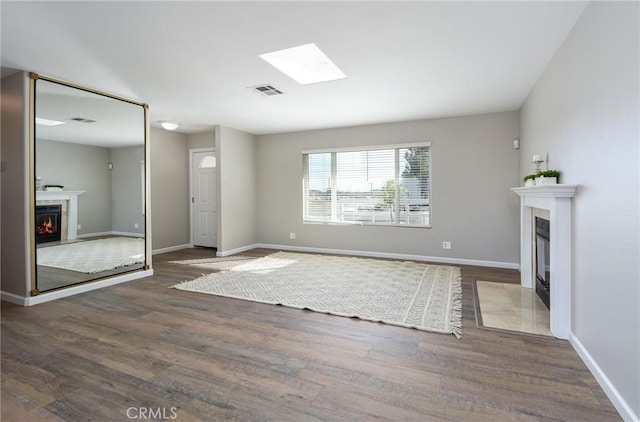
left=303, top=220, right=431, bottom=229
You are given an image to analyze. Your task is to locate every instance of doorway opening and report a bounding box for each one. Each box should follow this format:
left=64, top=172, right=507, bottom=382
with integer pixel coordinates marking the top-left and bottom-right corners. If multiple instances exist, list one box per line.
left=189, top=148, right=217, bottom=248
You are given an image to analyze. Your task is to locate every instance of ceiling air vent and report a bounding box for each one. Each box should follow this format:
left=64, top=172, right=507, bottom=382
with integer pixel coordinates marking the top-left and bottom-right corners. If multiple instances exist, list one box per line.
left=248, top=84, right=284, bottom=97
left=69, top=117, right=97, bottom=123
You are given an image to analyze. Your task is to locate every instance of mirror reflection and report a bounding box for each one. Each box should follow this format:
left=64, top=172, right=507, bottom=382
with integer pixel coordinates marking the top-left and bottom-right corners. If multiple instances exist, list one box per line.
left=34, top=78, right=147, bottom=292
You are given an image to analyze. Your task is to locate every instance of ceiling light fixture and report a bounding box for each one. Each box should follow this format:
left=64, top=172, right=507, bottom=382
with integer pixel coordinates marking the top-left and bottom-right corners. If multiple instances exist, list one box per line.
left=259, top=43, right=347, bottom=85
left=35, top=117, right=66, bottom=126
left=159, top=121, right=179, bottom=131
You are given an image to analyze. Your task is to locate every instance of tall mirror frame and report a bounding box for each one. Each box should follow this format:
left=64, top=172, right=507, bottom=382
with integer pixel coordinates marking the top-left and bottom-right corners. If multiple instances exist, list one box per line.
left=29, top=73, right=151, bottom=295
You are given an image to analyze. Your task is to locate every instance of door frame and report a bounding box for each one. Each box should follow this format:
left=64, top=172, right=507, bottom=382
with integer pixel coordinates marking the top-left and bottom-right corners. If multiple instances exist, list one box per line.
left=189, top=147, right=217, bottom=248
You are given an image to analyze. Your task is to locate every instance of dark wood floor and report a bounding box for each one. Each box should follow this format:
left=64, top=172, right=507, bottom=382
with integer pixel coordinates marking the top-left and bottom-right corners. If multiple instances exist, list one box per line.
left=1, top=248, right=620, bottom=421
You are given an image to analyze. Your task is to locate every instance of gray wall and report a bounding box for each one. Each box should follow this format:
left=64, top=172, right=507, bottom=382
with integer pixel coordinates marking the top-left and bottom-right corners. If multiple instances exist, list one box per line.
left=256, top=111, right=520, bottom=265
left=218, top=126, right=257, bottom=253
left=111, top=146, right=144, bottom=235
left=149, top=126, right=190, bottom=250
left=520, top=2, right=639, bottom=418
left=36, top=141, right=145, bottom=236
left=36, top=139, right=112, bottom=235
left=188, top=130, right=215, bottom=150
left=1, top=71, right=29, bottom=297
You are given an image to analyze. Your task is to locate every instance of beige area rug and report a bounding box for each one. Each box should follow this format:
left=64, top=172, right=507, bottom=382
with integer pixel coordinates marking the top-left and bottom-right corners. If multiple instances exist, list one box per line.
left=172, top=252, right=462, bottom=337
left=169, top=255, right=257, bottom=271
left=37, top=237, right=145, bottom=274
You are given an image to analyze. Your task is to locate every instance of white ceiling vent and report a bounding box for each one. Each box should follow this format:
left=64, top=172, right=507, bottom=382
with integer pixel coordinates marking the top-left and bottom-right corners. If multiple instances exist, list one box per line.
left=69, top=117, right=97, bottom=123
left=248, top=84, right=284, bottom=97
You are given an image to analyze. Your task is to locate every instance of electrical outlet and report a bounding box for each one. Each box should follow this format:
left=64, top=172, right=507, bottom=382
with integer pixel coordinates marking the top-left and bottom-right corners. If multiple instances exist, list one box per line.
left=289, top=232, right=296, bottom=240
left=134, top=223, right=139, bottom=228
left=77, top=224, right=82, bottom=230
left=442, top=241, right=452, bottom=249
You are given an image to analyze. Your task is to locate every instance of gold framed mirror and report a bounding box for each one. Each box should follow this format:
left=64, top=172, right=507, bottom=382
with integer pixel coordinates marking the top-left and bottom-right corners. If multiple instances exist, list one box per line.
left=30, top=73, right=150, bottom=294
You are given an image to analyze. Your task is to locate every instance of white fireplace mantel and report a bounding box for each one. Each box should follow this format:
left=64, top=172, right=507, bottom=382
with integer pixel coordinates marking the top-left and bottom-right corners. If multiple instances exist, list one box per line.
left=511, top=184, right=577, bottom=339
left=36, top=190, right=85, bottom=240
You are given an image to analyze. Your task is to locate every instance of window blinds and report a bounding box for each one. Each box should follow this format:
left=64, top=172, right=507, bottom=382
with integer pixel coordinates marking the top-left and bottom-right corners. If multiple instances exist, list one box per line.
left=303, top=144, right=430, bottom=226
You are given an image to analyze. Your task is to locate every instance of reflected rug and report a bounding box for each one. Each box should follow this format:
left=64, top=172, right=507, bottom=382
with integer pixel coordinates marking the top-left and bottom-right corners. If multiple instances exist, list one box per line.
left=37, top=237, right=145, bottom=274
left=172, top=251, right=462, bottom=337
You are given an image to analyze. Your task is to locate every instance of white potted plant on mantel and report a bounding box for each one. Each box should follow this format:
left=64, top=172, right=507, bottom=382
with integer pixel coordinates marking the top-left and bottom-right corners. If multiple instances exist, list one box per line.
left=523, top=174, right=537, bottom=187
left=522, top=170, right=561, bottom=186
left=536, top=170, right=560, bottom=185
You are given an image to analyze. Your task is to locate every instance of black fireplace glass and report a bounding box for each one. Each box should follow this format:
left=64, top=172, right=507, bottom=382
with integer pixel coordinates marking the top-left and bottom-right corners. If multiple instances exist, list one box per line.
left=535, top=217, right=550, bottom=309
left=35, top=205, right=62, bottom=244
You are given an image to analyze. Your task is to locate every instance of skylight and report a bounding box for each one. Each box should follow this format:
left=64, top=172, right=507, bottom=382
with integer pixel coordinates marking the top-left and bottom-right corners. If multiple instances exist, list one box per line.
left=35, top=117, right=66, bottom=126
left=259, top=43, right=346, bottom=85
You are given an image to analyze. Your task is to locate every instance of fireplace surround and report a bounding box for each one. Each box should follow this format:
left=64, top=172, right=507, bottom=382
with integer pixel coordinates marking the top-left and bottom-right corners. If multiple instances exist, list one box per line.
left=511, top=184, right=577, bottom=339
left=35, top=190, right=84, bottom=242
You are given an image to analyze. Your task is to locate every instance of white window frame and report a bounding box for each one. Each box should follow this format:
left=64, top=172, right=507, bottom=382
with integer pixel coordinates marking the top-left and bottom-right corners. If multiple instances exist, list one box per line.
left=302, top=142, right=431, bottom=228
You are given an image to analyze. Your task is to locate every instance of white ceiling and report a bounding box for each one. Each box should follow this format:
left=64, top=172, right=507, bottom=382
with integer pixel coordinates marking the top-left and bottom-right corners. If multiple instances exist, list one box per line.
left=35, top=78, right=145, bottom=147
left=1, top=1, right=587, bottom=136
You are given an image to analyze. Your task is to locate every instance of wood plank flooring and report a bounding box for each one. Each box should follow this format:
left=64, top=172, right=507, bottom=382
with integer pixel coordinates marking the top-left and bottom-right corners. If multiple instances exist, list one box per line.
left=1, top=247, right=621, bottom=421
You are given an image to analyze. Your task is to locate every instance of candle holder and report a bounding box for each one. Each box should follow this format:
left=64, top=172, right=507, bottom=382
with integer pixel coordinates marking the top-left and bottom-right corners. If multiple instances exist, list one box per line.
left=532, top=155, right=544, bottom=173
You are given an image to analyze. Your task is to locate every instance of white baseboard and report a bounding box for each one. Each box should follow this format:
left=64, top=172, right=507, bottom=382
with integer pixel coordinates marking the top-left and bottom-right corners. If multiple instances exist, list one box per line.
left=152, top=243, right=193, bottom=255
left=1, top=290, right=29, bottom=306
left=111, top=231, right=145, bottom=238
left=177, top=241, right=518, bottom=269
left=255, top=243, right=519, bottom=269
left=570, top=333, right=638, bottom=422
left=217, top=243, right=260, bottom=257
left=77, top=231, right=113, bottom=238
left=78, top=231, right=144, bottom=239
left=1, top=269, right=154, bottom=307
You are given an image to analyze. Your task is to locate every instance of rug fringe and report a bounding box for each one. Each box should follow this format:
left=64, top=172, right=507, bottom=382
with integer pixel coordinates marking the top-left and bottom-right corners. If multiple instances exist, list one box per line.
left=449, top=270, right=463, bottom=339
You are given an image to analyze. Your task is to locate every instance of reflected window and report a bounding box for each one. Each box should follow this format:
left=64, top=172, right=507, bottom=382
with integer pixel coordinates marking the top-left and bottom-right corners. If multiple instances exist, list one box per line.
left=199, top=155, right=216, bottom=168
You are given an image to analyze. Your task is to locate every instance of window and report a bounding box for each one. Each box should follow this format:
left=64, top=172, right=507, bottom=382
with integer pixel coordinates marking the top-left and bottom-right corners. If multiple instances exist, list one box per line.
left=303, top=143, right=430, bottom=227
left=199, top=155, right=216, bottom=168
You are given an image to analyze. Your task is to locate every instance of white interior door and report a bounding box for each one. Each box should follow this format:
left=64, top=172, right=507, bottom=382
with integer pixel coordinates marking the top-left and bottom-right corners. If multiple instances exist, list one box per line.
left=191, top=150, right=217, bottom=247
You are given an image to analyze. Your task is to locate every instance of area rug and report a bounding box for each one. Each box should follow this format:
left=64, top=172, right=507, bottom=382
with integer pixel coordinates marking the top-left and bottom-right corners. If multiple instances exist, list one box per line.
left=169, top=255, right=257, bottom=271
left=172, top=252, right=462, bottom=337
left=37, top=237, right=145, bottom=274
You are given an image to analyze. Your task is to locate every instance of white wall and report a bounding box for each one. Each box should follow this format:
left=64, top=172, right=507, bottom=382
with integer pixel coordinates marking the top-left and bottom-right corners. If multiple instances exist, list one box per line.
left=520, top=2, right=639, bottom=419
left=149, top=127, right=190, bottom=250
left=256, top=111, right=520, bottom=266
left=218, top=126, right=257, bottom=253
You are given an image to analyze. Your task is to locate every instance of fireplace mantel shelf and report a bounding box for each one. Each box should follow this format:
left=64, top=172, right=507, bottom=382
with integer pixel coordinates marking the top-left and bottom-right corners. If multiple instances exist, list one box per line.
left=36, top=190, right=86, bottom=200
left=511, top=184, right=578, bottom=198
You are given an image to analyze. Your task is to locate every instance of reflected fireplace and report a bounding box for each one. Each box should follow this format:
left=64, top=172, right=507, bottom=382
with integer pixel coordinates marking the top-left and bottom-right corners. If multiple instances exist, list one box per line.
left=36, top=204, right=62, bottom=244
left=535, top=217, right=550, bottom=309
